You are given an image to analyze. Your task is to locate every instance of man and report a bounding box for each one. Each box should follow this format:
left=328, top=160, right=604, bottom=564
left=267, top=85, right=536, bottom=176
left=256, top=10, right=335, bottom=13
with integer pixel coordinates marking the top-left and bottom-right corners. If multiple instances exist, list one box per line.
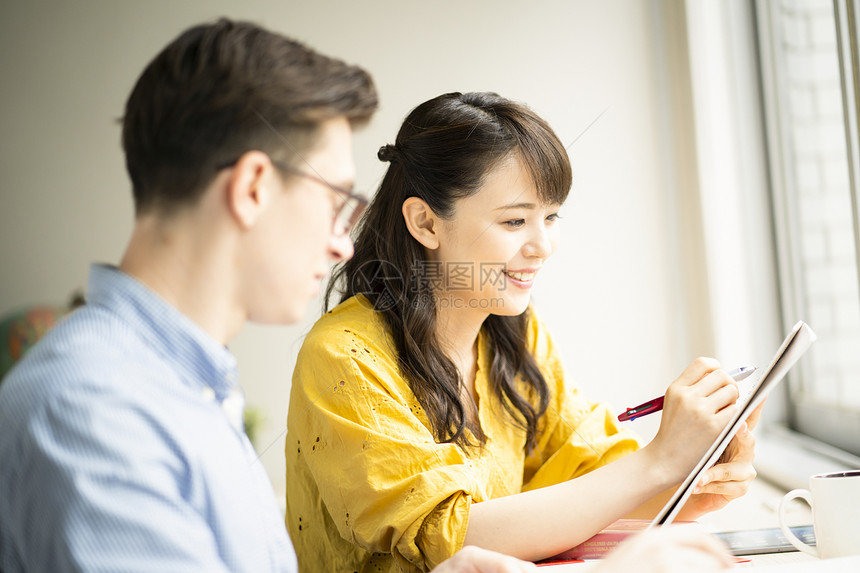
left=0, top=18, right=372, bottom=572
left=0, top=18, right=731, bottom=573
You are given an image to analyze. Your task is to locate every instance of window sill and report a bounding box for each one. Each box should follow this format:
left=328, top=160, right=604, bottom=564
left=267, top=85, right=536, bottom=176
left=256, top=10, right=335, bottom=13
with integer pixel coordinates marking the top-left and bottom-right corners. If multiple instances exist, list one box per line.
left=698, top=424, right=859, bottom=533
left=754, top=424, right=860, bottom=491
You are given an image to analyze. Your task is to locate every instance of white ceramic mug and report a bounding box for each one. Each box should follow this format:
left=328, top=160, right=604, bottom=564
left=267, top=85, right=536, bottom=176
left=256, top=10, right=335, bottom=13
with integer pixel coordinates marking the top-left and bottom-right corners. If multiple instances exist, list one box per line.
left=777, top=469, right=860, bottom=559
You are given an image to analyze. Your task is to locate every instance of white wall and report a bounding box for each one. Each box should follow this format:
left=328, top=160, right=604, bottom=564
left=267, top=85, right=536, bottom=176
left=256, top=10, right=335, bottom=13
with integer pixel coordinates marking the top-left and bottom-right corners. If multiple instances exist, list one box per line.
left=0, top=0, right=717, bottom=499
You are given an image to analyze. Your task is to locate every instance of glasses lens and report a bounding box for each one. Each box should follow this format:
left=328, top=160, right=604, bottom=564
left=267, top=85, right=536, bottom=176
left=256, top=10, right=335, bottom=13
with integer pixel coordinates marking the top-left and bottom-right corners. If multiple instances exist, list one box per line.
left=334, top=196, right=367, bottom=234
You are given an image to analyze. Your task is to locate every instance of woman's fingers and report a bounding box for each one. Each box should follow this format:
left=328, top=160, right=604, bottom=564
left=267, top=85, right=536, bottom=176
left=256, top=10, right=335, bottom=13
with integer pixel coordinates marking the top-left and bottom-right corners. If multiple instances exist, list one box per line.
left=744, top=399, right=766, bottom=431
left=674, top=357, right=721, bottom=387
left=696, top=460, right=757, bottom=492
left=695, top=477, right=754, bottom=498
left=667, top=367, right=739, bottom=416
left=660, top=361, right=727, bottom=424
left=696, top=426, right=757, bottom=496
left=652, top=358, right=751, bottom=478
left=716, top=419, right=755, bottom=464
left=729, top=422, right=756, bottom=462
left=690, top=370, right=739, bottom=401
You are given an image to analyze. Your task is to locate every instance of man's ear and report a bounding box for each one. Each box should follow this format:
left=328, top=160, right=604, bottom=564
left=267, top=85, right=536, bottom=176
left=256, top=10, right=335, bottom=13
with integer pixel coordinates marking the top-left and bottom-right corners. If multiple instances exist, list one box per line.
left=226, top=151, right=276, bottom=229
left=402, top=197, right=440, bottom=250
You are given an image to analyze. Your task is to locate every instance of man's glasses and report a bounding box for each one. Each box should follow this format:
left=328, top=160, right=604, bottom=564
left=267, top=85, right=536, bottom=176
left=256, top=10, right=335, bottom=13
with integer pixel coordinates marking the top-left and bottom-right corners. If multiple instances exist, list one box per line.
left=270, top=158, right=368, bottom=235
left=218, top=156, right=368, bottom=235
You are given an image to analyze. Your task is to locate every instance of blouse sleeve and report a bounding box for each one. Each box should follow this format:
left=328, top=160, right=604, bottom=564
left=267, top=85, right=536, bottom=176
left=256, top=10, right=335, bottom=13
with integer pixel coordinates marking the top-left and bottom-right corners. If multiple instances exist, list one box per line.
left=521, top=313, right=641, bottom=492
left=288, top=323, right=472, bottom=571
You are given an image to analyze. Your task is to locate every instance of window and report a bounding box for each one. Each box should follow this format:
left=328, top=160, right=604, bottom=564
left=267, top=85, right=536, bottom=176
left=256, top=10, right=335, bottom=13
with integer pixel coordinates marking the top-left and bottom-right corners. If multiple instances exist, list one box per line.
left=756, top=0, right=860, bottom=456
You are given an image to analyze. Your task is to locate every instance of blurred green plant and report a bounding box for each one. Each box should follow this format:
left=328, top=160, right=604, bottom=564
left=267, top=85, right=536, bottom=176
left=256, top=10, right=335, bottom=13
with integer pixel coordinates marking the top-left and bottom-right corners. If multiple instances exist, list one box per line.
left=0, top=292, right=85, bottom=383
left=243, top=406, right=265, bottom=449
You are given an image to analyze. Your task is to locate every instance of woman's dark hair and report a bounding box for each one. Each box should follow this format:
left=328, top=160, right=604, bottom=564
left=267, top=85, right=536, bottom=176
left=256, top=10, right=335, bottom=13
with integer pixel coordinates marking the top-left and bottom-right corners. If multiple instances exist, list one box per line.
left=326, top=92, right=572, bottom=451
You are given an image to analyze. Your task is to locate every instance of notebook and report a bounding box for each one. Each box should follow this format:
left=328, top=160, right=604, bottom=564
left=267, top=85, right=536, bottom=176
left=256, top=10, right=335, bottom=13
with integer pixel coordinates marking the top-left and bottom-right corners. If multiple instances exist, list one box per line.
left=650, top=321, right=817, bottom=527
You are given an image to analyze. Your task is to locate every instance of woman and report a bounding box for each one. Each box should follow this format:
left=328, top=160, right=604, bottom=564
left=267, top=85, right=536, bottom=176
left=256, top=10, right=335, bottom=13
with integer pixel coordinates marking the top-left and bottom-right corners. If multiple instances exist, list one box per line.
left=285, top=92, right=755, bottom=572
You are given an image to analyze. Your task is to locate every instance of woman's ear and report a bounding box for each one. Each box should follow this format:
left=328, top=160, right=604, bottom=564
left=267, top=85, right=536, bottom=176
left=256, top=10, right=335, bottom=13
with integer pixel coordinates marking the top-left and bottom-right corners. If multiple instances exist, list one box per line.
left=226, top=150, right=276, bottom=229
left=402, top=197, right=440, bottom=249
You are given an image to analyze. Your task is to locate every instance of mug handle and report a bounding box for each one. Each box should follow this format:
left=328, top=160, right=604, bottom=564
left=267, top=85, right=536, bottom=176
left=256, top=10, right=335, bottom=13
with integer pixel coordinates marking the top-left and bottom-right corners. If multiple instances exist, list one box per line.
left=778, top=489, right=819, bottom=558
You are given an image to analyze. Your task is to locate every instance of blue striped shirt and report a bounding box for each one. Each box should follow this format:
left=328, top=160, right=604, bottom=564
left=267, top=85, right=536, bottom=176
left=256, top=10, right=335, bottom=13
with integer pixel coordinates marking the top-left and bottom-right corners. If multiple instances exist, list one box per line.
left=0, top=264, right=297, bottom=572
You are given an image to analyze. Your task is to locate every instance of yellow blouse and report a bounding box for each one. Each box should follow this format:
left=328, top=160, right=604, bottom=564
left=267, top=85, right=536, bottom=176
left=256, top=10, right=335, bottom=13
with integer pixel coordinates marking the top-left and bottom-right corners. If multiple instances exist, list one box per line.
left=285, top=296, right=639, bottom=572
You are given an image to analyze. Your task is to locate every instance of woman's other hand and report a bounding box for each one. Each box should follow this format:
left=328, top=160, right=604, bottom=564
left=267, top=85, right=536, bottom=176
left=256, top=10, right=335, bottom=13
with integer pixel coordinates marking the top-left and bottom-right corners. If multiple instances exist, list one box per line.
left=680, top=400, right=764, bottom=518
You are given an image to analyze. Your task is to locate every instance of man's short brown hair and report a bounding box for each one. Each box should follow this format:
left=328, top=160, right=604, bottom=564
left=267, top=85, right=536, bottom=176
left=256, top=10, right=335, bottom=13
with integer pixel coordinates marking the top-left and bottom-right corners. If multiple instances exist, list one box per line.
left=121, top=18, right=378, bottom=213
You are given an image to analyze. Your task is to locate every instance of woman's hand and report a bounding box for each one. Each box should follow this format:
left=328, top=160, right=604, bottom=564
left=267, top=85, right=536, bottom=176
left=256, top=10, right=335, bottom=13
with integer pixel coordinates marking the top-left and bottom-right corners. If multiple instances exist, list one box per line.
left=678, top=400, right=764, bottom=519
left=646, top=358, right=740, bottom=483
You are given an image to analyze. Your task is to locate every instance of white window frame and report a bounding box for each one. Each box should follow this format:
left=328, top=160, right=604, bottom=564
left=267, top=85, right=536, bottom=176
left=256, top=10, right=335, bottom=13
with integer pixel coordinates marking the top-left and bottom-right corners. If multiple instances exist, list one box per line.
left=679, top=0, right=860, bottom=488
left=755, top=0, right=860, bottom=458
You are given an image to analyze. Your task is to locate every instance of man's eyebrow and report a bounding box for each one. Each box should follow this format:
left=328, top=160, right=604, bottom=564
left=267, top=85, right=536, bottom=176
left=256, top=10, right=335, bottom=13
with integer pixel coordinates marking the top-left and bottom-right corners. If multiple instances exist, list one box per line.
left=494, top=202, right=536, bottom=211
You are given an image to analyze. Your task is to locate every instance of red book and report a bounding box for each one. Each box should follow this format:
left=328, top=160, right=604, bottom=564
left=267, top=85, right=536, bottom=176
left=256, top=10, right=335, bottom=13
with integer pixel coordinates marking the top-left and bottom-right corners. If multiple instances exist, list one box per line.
left=542, top=519, right=695, bottom=561
left=536, top=520, right=749, bottom=565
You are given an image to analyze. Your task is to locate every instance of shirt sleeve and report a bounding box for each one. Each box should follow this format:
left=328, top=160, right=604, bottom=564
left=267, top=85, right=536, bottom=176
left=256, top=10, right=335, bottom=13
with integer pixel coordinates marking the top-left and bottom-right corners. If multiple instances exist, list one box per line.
left=3, top=383, right=232, bottom=573
left=522, top=313, right=641, bottom=491
left=288, top=326, right=473, bottom=571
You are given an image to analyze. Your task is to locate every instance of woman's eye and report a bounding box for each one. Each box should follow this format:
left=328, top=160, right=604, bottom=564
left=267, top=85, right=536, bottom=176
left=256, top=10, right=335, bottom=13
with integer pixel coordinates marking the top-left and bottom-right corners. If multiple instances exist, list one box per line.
left=502, top=219, right=525, bottom=228
left=546, top=213, right=561, bottom=223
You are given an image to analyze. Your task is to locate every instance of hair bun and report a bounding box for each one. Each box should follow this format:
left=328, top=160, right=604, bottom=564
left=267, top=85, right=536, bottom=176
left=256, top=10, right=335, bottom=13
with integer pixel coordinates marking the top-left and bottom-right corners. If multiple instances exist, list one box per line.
left=377, top=144, right=398, bottom=163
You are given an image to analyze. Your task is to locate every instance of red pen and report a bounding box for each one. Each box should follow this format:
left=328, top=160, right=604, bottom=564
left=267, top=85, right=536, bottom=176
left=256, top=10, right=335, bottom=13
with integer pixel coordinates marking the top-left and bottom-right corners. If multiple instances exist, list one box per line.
left=618, top=366, right=757, bottom=422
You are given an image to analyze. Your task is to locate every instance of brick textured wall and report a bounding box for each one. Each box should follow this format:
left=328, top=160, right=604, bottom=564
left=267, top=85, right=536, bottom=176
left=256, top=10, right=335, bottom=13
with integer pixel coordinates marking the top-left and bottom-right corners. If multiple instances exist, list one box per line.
left=777, top=0, right=860, bottom=406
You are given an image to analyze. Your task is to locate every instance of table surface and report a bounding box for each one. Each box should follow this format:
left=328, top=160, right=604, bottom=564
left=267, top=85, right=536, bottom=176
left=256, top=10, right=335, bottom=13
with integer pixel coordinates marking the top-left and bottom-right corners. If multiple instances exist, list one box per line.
left=539, top=478, right=860, bottom=570
left=540, top=553, right=860, bottom=571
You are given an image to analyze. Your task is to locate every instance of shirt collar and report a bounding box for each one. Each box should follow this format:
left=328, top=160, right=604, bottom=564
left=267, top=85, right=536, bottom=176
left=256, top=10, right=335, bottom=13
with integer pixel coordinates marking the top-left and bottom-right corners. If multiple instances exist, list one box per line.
left=86, top=264, right=239, bottom=399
